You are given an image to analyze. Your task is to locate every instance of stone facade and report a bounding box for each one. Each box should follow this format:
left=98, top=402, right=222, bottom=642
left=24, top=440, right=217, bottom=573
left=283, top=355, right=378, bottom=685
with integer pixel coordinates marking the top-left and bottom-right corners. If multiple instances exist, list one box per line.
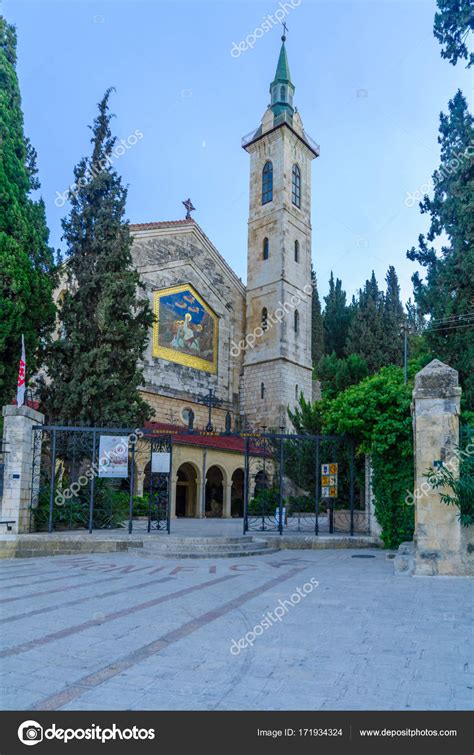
left=129, top=220, right=246, bottom=430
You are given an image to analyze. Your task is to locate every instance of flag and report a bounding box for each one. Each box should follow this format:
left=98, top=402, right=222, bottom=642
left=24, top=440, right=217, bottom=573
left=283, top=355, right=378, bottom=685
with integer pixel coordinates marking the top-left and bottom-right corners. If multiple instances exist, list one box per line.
left=16, top=335, right=26, bottom=407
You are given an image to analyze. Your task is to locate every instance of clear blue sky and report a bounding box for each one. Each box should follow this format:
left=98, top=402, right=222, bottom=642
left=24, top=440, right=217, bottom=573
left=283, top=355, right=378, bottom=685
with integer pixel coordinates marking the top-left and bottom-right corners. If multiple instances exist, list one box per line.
left=4, top=0, right=471, bottom=303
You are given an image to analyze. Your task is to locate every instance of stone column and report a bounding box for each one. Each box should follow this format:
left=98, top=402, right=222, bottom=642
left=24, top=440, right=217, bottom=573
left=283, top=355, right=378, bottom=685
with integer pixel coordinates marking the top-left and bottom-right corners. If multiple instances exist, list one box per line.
left=1, top=405, right=45, bottom=534
left=412, top=359, right=466, bottom=575
left=196, top=480, right=204, bottom=519
left=223, top=482, right=233, bottom=519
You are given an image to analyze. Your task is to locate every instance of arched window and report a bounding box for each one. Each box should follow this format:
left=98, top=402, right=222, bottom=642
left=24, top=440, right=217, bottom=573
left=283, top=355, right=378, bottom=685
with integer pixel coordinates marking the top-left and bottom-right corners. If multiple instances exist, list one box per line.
left=262, top=161, right=273, bottom=205
left=294, top=309, right=299, bottom=334
left=294, top=239, right=300, bottom=263
left=292, top=164, right=301, bottom=208
left=261, top=307, right=268, bottom=331
left=295, top=385, right=299, bottom=400
left=280, top=85, right=286, bottom=102
left=261, top=382, right=265, bottom=399
left=263, top=237, right=269, bottom=260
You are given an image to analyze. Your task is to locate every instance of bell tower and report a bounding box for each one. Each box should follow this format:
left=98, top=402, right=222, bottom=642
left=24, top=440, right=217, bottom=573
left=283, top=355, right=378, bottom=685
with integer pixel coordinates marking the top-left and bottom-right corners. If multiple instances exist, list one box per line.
left=241, top=32, right=319, bottom=431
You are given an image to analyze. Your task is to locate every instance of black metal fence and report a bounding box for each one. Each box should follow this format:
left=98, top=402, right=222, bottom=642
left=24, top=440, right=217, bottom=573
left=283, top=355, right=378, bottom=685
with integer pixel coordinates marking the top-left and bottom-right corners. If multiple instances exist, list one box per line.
left=30, top=426, right=171, bottom=534
left=29, top=425, right=370, bottom=538
left=243, top=433, right=369, bottom=536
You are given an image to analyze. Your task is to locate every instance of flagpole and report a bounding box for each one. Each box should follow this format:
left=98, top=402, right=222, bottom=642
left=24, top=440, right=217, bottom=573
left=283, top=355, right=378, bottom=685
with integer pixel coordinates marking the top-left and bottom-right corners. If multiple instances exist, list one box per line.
left=16, top=335, right=26, bottom=407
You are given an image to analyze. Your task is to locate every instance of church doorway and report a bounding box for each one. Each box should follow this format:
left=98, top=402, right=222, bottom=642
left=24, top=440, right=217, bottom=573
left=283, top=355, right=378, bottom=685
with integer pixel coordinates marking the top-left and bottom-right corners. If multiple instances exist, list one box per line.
left=176, top=463, right=198, bottom=517
left=231, top=468, right=244, bottom=517
left=205, top=466, right=224, bottom=517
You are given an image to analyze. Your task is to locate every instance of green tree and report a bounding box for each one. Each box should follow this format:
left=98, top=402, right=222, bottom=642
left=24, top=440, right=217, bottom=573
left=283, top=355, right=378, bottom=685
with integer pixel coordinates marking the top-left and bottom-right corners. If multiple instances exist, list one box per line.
left=433, top=0, right=473, bottom=67
left=382, top=266, right=406, bottom=367
left=324, top=366, right=415, bottom=548
left=0, top=19, right=56, bottom=407
left=316, top=353, right=368, bottom=400
left=311, top=266, right=324, bottom=367
left=41, top=89, right=154, bottom=426
left=407, top=91, right=474, bottom=410
left=289, top=365, right=415, bottom=548
left=345, top=272, right=387, bottom=373
left=323, top=272, right=351, bottom=358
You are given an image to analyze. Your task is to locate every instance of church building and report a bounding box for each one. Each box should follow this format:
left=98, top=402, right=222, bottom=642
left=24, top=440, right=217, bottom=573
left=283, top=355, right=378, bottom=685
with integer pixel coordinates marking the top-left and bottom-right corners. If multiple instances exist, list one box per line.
left=54, top=36, right=319, bottom=519
left=132, top=34, right=319, bottom=445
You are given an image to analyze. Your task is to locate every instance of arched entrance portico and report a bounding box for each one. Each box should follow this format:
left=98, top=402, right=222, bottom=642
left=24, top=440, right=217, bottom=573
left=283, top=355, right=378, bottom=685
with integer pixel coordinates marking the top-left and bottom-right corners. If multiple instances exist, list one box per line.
left=205, top=465, right=225, bottom=517
left=176, top=462, right=199, bottom=517
left=231, top=468, right=244, bottom=517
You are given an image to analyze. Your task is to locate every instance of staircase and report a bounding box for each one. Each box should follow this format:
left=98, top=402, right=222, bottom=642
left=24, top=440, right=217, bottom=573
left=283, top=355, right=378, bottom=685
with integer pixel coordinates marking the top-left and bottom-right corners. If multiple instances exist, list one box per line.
left=134, top=535, right=279, bottom=560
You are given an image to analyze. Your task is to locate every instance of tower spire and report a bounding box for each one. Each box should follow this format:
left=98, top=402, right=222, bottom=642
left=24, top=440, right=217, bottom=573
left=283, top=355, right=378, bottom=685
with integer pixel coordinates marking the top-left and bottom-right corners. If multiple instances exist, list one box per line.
left=270, top=26, right=295, bottom=120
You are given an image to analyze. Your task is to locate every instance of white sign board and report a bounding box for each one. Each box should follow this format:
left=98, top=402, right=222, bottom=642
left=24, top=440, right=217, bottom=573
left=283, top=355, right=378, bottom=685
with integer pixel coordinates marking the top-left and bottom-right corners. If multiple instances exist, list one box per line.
left=98, top=435, right=129, bottom=478
left=151, top=452, right=171, bottom=474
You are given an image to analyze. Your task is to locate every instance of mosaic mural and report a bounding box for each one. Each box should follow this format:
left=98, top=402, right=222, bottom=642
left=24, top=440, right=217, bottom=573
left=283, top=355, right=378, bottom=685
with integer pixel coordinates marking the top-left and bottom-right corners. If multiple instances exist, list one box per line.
left=152, top=284, right=218, bottom=373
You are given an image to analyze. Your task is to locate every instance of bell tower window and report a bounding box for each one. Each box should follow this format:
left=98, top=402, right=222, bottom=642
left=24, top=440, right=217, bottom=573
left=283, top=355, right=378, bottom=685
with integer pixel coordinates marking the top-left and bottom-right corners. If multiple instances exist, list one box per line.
left=292, top=164, right=301, bottom=208
left=261, top=307, right=268, bottom=331
left=294, top=309, right=299, bottom=334
left=263, top=237, right=269, bottom=260
left=262, top=161, right=273, bottom=205
left=294, top=240, right=300, bottom=262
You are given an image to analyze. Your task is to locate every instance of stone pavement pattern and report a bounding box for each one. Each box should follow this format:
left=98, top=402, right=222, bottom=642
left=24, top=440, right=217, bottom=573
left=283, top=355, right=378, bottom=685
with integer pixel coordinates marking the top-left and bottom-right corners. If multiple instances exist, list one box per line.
left=0, top=550, right=472, bottom=711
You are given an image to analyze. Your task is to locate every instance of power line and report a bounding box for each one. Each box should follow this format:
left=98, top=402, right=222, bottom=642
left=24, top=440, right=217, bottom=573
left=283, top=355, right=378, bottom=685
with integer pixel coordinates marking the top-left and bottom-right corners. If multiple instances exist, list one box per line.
left=427, top=323, right=474, bottom=333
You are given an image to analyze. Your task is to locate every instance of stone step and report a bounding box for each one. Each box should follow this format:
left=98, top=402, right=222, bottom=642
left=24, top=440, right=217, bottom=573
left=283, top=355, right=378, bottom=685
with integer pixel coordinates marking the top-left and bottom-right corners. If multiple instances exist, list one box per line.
left=142, top=543, right=272, bottom=553
left=141, top=536, right=247, bottom=544
left=134, top=546, right=280, bottom=560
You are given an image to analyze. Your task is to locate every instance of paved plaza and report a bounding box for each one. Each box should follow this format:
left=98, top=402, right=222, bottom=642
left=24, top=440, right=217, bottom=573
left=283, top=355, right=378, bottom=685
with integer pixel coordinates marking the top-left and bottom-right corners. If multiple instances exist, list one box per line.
left=0, top=548, right=472, bottom=711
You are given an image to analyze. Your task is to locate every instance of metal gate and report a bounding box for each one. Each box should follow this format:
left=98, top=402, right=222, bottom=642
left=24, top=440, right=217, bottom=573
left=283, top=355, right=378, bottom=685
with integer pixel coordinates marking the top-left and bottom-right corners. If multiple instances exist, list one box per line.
left=29, top=426, right=172, bottom=534
left=243, top=433, right=369, bottom=536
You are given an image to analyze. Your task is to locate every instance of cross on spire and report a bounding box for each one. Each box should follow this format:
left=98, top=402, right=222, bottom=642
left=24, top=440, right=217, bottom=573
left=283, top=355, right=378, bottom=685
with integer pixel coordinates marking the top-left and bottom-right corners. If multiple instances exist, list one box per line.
left=182, top=198, right=196, bottom=219
left=282, top=21, right=288, bottom=41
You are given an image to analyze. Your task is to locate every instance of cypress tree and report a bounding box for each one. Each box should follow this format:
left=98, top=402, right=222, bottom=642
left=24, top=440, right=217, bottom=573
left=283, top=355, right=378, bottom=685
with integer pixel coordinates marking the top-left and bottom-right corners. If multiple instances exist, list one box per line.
left=41, top=89, right=154, bottom=426
left=346, top=272, right=387, bottom=373
left=0, top=19, right=55, bottom=407
left=382, top=266, right=406, bottom=367
left=407, top=91, right=474, bottom=408
left=310, top=266, right=324, bottom=367
left=323, top=272, right=351, bottom=358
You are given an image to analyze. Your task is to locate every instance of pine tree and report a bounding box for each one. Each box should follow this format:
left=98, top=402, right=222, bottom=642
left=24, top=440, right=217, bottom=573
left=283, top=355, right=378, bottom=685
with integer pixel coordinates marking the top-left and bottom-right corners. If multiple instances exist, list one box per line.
left=433, top=0, right=473, bottom=67
left=310, top=266, right=324, bottom=367
left=323, top=272, right=351, bottom=358
left=346, top=272, right=387, bottom=373
left=0, top=19, right=56, bottom=407
left=41, top=90, right=154, bottom=426
left=407, top=91, right=474, bottom=408
left=382, top=266, right=406, bottom=367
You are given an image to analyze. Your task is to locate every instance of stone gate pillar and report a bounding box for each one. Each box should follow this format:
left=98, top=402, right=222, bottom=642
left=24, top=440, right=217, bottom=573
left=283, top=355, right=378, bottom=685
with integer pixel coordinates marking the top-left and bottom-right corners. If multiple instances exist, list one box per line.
left=1, top=405, right=45, bottom=534
left=412, top=359, right=472, bottom=575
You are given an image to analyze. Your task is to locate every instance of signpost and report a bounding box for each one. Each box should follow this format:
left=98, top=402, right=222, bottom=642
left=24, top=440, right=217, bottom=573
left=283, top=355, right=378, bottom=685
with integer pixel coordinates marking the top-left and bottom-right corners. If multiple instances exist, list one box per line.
left=321, top=463, right=338, bottom=533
